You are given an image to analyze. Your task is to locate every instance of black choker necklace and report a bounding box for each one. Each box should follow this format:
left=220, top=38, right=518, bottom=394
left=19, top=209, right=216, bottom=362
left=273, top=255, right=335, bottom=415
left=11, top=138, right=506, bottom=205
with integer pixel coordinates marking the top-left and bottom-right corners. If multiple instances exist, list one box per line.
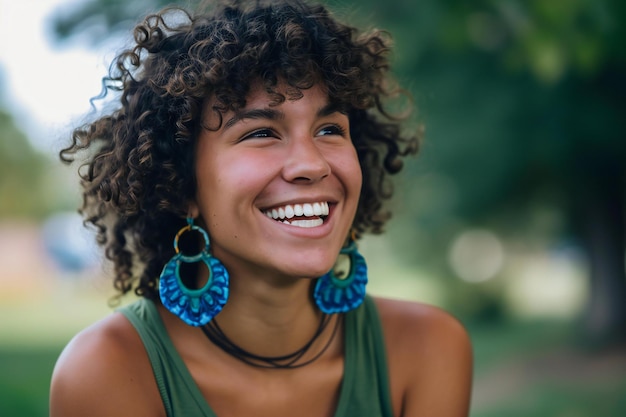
left=201, top=313, right=340, bottom=369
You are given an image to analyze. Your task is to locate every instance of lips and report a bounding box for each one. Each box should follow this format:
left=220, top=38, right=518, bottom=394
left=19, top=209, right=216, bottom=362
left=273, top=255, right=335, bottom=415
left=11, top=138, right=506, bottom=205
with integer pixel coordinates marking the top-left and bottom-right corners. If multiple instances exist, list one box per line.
left=262, top=201, right=330, bottom=228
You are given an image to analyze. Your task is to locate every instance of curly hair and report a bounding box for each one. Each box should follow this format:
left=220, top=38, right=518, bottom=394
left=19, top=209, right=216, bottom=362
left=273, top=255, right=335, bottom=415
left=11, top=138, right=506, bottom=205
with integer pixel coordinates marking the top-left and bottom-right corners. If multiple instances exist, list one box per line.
left=60, top=0, right=419, bottom=300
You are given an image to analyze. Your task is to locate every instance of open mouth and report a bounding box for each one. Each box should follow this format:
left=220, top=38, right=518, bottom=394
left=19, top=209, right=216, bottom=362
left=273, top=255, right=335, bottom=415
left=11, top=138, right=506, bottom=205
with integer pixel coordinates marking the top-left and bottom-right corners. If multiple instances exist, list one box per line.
left=262, top=202, right=330, bottom=228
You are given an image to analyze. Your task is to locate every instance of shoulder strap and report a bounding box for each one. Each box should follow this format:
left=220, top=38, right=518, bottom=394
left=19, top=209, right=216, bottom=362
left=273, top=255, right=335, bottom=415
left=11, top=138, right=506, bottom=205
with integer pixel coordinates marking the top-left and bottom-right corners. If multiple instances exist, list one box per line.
left=333, top=295, right=394, bottom=417
left=118, top=299, right=216, bottom=417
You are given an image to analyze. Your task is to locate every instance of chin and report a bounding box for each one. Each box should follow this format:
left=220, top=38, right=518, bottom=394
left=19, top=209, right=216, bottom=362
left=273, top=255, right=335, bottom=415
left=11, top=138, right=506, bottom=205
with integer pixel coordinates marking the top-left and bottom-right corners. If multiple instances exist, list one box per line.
left=284, top=261, right=334, bottom=280
left=291, top=254, right=336, bottom=278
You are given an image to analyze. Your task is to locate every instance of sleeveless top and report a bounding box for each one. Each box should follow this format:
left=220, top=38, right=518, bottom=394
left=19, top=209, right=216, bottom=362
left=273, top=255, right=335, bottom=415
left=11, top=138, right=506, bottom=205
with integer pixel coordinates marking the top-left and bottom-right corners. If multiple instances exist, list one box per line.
left=119, top=296, right=393, bottom=417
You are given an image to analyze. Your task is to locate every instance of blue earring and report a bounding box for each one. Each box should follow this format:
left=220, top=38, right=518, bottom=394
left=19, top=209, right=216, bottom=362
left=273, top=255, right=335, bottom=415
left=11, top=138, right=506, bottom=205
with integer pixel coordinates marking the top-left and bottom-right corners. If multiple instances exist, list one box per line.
left=159, top=218, right=229, bottom=326
left=313, top=235, right=368, bottom=314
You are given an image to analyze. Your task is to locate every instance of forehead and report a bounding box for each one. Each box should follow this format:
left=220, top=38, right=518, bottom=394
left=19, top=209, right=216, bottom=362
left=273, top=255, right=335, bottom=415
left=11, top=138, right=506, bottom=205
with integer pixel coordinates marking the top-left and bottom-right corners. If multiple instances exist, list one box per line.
left=202, top=81, right=331, bottom=128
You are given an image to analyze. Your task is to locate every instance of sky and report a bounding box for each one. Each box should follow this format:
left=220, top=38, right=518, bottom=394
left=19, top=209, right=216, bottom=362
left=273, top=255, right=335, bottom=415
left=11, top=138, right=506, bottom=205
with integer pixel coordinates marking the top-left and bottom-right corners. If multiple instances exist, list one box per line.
left=0, top=0, right=113, bottom=155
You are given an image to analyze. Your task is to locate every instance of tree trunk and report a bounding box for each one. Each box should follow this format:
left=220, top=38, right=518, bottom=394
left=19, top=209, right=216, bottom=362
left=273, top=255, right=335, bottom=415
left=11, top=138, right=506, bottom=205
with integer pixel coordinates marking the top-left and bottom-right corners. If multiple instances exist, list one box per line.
left=576, top=157, right=626, bottom=344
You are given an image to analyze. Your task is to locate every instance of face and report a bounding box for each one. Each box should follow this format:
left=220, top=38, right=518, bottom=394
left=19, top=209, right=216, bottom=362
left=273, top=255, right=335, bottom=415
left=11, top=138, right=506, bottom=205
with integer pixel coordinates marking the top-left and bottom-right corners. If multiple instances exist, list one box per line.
left=190, top=83, right=362, bottom=281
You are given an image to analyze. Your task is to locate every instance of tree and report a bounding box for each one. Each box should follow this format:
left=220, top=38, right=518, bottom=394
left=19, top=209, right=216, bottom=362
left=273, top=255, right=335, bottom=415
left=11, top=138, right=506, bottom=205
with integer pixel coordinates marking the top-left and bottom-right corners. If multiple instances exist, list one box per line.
left=0, top=108, right=57, bottom=219
left=52, top=0, right=200, bottom=44
left=342, top=0, right=626, bottom=340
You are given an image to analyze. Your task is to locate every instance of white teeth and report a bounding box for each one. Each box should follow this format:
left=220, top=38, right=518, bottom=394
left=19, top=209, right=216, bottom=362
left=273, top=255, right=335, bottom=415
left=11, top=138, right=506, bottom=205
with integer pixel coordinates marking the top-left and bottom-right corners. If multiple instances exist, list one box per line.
left=290, top=218, right=323, bottom=228
left=263, top=202, right=330, bottom=222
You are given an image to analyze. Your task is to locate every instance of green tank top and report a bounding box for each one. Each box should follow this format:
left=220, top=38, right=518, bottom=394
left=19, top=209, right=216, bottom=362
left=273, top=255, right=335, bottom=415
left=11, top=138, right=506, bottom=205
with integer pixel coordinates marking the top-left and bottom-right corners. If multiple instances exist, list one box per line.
left=119, top=296, right=393, bottom=417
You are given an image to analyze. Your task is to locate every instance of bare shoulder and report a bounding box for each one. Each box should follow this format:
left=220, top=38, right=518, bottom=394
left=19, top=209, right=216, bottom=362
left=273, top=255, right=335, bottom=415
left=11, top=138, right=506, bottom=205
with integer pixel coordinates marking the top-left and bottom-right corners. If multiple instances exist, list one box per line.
left=373, top=297, right=473, bottom=417
left=50, top=311, right=164, bottom=417
left=373, top=297, right=471, bottom=355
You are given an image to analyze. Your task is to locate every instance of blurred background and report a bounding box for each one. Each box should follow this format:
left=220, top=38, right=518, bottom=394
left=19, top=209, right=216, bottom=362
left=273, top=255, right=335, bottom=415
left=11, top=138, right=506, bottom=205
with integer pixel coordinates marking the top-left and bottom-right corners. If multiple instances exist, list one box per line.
left=0, top=0, right=624, bottom=415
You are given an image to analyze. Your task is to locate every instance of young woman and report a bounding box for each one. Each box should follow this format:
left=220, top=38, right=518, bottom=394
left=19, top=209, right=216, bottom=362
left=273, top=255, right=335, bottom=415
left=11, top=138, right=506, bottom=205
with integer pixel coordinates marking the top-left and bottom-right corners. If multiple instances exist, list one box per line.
left=50, top=1, right=472, bottom=416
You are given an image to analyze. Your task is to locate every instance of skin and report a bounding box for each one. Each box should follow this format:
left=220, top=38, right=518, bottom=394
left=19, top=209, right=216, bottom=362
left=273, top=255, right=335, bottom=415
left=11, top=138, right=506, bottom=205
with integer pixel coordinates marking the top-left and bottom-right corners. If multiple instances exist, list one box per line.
left=50, top=83, right=473, bottom=417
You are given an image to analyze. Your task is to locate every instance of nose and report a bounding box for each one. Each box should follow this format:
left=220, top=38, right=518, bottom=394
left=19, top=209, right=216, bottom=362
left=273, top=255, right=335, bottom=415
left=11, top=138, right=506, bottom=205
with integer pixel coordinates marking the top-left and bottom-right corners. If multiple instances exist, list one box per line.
left=282, top=135, right=331, bottom=183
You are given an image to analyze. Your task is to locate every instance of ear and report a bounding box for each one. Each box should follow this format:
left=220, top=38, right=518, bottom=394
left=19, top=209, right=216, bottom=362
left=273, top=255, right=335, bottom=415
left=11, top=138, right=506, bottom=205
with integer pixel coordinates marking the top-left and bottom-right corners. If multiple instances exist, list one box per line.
left=187, top=200, right=200, bottom=219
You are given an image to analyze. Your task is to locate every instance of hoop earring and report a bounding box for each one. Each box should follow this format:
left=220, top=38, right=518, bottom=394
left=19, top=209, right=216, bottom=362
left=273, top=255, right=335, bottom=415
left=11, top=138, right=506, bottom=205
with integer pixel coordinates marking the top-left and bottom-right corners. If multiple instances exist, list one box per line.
left=159, top=218, right=229, bottom=326
left=313, top=234, right=367, bottom=314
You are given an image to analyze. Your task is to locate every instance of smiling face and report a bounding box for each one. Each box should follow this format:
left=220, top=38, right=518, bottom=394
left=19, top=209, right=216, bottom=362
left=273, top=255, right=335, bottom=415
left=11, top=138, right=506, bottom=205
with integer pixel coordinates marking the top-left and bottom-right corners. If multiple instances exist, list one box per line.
left=189, top=83, right=362, bottom=282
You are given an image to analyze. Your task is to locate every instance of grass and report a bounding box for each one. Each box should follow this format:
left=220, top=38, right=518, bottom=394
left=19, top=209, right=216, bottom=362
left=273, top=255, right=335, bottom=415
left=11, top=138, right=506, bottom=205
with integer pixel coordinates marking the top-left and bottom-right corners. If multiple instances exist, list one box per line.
left=469, top=320, right=626, bottom=417
left=0, top=346, right=61, bottom=417
left=0, top=287, right=113, bottom=417
left=475, top=379, right=626, bottom=417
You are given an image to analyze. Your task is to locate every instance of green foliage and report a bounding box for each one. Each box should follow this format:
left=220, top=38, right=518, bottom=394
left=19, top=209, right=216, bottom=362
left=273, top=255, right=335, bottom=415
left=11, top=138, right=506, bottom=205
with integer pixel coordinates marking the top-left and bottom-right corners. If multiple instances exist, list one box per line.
left=343, top=0, right=625, bottom=216
left=337, top=0, right=626, bottom=334
left=330, top=1, right=626, bottom=294
left=52, top=0, right=201, bottom=44
left=0, top=111, right=58, bottom=219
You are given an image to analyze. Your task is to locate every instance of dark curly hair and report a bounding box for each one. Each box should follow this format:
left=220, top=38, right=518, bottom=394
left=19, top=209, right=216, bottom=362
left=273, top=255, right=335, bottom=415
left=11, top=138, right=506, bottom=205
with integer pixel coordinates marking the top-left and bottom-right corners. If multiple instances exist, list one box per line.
left=60, top=0, right=419, bottom=300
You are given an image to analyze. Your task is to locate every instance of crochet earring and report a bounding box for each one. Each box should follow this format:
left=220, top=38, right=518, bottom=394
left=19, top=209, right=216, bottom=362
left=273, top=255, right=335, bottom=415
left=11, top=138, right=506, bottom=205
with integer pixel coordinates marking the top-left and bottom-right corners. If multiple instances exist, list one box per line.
left=159, top=217, right=229, bottom=326
left=313, top=232, right=368, bottom=314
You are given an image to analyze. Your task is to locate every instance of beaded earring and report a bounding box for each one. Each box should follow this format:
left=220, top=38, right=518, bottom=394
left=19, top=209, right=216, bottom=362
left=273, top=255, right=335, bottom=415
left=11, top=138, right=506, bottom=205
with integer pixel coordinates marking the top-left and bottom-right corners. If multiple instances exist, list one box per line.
left=313, top=233, right=368, bottom=314
left=159, top=218, right=229, bottom=326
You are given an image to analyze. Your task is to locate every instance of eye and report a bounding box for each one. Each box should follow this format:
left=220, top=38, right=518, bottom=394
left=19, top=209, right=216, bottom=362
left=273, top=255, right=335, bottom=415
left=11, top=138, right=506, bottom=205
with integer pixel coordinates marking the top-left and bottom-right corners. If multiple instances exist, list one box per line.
left=317, top=125, right=346, bottom=137
left=242, top=128, right=276, bottom=140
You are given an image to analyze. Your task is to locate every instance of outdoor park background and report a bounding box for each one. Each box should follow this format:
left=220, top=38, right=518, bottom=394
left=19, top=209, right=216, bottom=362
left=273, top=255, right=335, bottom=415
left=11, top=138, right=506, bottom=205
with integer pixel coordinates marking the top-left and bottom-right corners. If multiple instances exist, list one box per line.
left=0, top=0, right=625, bottom=415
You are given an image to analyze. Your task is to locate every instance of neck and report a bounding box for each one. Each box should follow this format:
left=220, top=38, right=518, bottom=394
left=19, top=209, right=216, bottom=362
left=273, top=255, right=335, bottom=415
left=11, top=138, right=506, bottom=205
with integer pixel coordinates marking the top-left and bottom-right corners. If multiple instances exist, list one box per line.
left=204, top=308, right=338, bottom=369
left=210, top=268, right=325, bottom=358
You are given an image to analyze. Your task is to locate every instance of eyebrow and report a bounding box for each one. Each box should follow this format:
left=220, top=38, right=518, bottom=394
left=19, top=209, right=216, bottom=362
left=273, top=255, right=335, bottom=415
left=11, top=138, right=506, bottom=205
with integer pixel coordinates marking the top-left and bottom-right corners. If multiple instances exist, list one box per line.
left=223, top=102, right=343, bottom=131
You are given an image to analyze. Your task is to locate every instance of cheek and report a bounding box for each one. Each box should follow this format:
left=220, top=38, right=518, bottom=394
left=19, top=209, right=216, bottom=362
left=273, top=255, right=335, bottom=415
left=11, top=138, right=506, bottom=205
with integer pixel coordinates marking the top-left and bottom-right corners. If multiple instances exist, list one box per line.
left=353, top=157, right=363, bottom=190
left=341, top=148, right=363, bottom=194
left=194, top=151, right=275, bottom=208
left=327, top=147, right=363, bottom=217
left=215, top=152, right=277, bottom=193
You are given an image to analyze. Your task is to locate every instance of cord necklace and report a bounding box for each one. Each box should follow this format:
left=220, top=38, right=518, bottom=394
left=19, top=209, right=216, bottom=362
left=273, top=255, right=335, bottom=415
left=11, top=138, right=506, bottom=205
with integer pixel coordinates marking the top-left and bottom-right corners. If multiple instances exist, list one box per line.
left=201, top=313, right=341, bottom=369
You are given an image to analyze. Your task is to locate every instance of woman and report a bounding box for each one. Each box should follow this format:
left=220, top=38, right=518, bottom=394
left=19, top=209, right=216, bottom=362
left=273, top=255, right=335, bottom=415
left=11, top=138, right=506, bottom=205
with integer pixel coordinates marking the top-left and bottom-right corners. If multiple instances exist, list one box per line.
left=50, top=0, right=472, bottom=416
